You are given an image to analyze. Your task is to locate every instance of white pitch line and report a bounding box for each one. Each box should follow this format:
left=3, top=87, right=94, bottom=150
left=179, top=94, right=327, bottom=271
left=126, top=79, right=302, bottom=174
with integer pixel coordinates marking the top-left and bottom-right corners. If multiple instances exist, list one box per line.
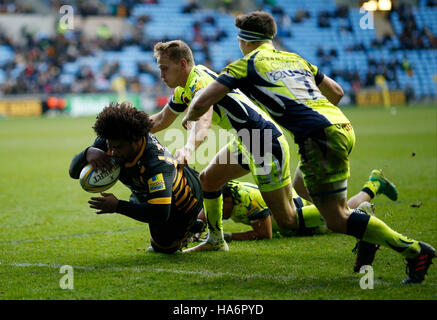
left=0, top=261, right=296, bottom=281
left=2, top=261, right=428, bottom=286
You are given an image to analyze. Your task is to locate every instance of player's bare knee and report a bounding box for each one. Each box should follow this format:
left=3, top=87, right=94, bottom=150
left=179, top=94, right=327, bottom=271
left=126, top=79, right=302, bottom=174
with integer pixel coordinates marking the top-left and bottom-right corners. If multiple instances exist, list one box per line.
left=199, top=170, right=212, bottom=189
left=275, top=215, right=298, bottom=230
left=200, top=171, right=224, bottom=191
left=325, top=213, right=348, bottom=233
left=325, top=220, right=342, bottom=233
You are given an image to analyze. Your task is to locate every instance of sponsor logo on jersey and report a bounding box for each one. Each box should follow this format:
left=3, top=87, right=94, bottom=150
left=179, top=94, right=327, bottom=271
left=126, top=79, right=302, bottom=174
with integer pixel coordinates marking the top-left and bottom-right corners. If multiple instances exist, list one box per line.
left=265, top=69, right=312, bottom=83
left=190, top=80, right=203, bottom=94
left=148, top=173, right=166, bottom=193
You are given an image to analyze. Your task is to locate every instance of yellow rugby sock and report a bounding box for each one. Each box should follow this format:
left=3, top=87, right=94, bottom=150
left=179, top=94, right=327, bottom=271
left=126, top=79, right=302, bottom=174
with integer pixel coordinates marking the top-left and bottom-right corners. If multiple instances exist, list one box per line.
left=203, top=190, right=224, bottom=241
left=294, top=198, right=325, bottom=229
left=361, top=180, right=380, bottom=199
left=347, top=209, right=421, bottom=259
left=362, top=216, right=421, bottom=259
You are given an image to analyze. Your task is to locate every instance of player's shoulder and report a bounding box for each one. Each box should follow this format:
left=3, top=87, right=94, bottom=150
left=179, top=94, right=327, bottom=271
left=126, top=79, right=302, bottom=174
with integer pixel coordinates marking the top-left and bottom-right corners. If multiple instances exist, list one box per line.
left=198, top=64, right=222, bottom=82
left=194, top=64, right=217, bottom=77
left=141, top=134, right=176, bottom=171
left=146, top=134, right=171, bottom=157
left=279, top=50, right=312, bottom=67
left=223, top=45, right=271, bottom=74
left=222, top=56, right=249, bottom=78
left=173, top=86, right=185, bottom=101
left=188, top=65, right=215, bottom=92
left=255, top=43, right=302, bottom=60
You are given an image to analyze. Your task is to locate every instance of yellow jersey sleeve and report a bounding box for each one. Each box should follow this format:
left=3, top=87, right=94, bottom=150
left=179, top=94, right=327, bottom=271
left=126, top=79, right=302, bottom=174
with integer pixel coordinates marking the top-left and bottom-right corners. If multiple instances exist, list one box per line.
left=304, top=60, right=325, bottom=85
left=217, top=58, right=249, bottom=89
left=168, top=86, right=188, bottom=114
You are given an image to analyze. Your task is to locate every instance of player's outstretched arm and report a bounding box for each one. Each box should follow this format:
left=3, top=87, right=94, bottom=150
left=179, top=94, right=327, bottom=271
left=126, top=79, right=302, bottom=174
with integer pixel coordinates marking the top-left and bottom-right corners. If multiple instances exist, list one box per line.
left=182, top=81, right=230, bottom=129
left=69, top=137, right=110, bottom=179
left=174, top=106, right=213, bottom=166
left=69, top=147, right=91, bottom=179
left=98, top=170, right=175, bottom=223
left=317, top=75, right=344, bottom=106
left=149, top=104, right=179, bottom=134
left=229, top=216, right=273, bottom=241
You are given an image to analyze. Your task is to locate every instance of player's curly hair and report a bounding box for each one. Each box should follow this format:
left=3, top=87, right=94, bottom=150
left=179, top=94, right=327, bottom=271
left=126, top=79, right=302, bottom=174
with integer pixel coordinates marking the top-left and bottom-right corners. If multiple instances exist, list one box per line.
left=236, top=11, right=277, bottom=39
left=93, top=102, right=153, bottom=141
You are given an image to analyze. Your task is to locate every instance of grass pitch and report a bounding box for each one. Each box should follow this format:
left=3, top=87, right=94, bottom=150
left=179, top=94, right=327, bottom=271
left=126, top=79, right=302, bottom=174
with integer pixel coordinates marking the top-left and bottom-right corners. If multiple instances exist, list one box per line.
left=0, top=106, right=436, bottom=300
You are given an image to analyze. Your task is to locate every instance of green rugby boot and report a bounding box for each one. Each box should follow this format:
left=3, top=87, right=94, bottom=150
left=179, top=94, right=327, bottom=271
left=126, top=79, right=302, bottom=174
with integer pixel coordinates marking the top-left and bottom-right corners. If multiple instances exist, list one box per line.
left=369, top=169, right=398, bottom=201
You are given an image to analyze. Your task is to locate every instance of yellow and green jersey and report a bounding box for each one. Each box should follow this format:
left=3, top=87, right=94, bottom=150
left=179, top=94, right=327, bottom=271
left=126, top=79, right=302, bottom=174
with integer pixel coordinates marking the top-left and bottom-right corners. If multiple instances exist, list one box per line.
left=217, top=43, right=350, bottom=141
left=224, top=180, right=310, bottom=229
left=223, top=180, right=270, bottom=226
left=168, top=64, right=283, bottom=141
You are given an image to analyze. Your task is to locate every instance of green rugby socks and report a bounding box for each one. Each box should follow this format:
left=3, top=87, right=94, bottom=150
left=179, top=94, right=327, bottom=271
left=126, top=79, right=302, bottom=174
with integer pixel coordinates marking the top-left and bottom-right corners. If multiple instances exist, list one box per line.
left=361, top=180, right=379, bottom=199
left=294, top=197, right=325, bottom=230
left=347, top=209, right=421, bottom=258
left=203, top=190, right=224, bottom=241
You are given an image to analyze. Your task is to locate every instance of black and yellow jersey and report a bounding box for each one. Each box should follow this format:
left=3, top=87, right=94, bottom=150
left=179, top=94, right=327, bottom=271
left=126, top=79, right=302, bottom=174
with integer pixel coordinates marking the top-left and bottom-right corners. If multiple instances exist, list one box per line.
left=69, top=134, right=202, bottom=224
left=217, top=43, right=350, bottom=141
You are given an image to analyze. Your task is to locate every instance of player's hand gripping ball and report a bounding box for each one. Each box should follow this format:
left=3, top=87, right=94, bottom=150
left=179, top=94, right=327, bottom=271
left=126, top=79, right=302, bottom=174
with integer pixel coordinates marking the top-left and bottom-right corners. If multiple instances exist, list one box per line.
left=79, top=161, right=121, bottom=193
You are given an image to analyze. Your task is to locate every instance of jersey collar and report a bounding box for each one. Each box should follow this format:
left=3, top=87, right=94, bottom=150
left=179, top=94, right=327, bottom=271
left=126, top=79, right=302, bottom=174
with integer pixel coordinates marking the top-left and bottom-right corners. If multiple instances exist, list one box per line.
left=257, top=42, right=275, bottom=51
left=124, top=136, right=146, bottom=168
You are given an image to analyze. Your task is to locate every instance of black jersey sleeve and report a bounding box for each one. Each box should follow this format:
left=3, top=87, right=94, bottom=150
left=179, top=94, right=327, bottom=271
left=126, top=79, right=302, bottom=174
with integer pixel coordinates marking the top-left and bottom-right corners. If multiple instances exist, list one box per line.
left=115, top=166, right=176, bottom=224
left=69, top=137, right=107, bottom=179
left=314, top=68, right=325, bottom=85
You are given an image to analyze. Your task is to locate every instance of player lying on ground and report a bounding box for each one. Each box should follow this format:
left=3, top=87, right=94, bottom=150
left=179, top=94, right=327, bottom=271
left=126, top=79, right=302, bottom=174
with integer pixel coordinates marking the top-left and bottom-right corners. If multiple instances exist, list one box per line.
left=181, top=11, right=435, bottom=283
left=196, top=170, right=394, bottom=243
left=69, top=103, right=204, bottom=253
left=151, top=40, right=329, bottom=253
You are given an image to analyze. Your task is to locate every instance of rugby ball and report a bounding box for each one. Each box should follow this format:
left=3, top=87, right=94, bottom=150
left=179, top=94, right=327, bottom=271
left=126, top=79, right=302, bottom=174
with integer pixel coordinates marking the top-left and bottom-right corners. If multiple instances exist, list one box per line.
left=79, top=162, right=121, bottom=193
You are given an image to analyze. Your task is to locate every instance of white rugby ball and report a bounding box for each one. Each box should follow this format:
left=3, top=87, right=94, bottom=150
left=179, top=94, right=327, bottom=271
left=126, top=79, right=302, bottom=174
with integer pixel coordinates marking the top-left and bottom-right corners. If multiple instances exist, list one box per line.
left=79, top=163, right=121, bottom=193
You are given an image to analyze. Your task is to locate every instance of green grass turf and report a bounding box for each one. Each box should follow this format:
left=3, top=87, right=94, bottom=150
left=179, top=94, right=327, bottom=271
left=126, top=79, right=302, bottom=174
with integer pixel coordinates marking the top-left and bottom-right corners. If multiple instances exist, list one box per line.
left=0, top=106, right=436, bottom=300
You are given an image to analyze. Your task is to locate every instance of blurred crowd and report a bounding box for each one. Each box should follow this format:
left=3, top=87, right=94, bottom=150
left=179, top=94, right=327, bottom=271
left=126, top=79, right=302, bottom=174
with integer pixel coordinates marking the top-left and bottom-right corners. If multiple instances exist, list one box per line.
left=392, top=3, right=437, bottom=50
left=0, top=0, right=231, bottom=96
left=0, top=0, right=435, bottom=97
left=0, top=23, right=160, bottom=95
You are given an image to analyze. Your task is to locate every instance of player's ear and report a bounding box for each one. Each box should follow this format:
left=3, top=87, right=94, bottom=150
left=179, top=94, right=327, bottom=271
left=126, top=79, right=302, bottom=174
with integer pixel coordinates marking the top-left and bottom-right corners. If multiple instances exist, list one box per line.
left=180, top=58, right=188, bottom=68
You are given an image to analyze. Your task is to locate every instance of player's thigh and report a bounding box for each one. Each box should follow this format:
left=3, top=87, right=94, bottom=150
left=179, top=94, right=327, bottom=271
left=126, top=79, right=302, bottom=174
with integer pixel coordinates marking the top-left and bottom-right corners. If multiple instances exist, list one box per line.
left=260, top=183, right=298, bottom=229
left=199, top=145, right=249, bottom=192
left=298, top=124, right=354, bottom=199
left=149, top=207, right=200, bottom=253
left=149, top=222, right=182, bottom=253
left=292, top=165, right=311, bottom=202
left=250, top=134, right=292, bottom=193
left=311, top=197, right=350, bottom=233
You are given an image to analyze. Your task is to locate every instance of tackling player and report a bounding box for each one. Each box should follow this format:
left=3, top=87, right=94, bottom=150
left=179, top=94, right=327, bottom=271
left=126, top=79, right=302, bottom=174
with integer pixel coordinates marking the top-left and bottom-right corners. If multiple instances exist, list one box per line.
left=69, top=102, right=204, bottom=253
left=181, top=11, right=435, bottom=283
left=151, top=40, right=328, bottom=253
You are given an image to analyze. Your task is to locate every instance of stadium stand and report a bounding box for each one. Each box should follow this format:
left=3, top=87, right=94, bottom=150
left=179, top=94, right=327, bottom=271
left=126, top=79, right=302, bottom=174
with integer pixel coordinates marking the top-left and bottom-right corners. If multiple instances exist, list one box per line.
left=0, top=0, right=436, bottom=102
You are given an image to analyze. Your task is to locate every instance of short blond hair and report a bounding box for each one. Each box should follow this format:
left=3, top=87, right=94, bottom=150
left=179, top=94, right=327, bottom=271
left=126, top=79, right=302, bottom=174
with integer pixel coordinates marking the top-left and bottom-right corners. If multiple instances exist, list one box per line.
left=153, top=40, right=194, bottom=65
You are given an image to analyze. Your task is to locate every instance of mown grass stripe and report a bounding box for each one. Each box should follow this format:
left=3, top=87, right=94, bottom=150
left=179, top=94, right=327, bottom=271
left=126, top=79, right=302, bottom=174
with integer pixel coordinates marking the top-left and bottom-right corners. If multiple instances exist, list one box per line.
left=0, top=227, right=144, bottom=244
